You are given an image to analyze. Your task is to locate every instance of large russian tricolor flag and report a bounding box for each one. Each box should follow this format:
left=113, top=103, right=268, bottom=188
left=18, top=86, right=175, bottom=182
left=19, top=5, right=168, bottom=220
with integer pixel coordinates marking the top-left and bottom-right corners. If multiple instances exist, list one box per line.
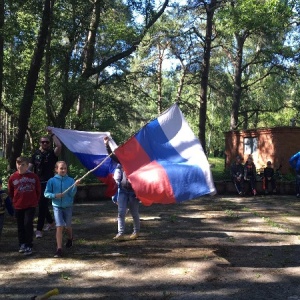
left=114, top=104, right=216, bottom=206
left=49, top=127, right=117, bottom=197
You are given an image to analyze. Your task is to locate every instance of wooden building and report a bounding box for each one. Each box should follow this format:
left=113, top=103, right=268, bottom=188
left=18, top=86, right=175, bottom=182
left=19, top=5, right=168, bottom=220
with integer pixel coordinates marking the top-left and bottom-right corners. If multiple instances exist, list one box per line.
left=224, top=127, right=300, bottom=174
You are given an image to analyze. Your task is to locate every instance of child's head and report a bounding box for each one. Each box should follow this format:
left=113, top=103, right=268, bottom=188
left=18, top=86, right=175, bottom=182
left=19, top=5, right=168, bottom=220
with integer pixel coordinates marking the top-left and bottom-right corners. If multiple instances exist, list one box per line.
left=16, top=157, right=29, bottom=174
left=267, top=161, right=272, bottom=167
left=55, top=161, right=68, bottom=176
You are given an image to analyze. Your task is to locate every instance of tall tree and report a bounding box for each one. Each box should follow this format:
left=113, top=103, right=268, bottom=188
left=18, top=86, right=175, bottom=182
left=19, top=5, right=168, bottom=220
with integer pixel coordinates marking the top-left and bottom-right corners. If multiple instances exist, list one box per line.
left=217, top=0, right=294, bottom=130
left=9, top=0, right=55, bottom=169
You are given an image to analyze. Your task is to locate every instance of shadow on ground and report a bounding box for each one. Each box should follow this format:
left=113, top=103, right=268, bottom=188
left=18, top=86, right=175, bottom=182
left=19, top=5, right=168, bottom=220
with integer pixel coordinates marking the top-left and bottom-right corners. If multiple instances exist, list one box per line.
left=0, top=195, right=300, bottom=299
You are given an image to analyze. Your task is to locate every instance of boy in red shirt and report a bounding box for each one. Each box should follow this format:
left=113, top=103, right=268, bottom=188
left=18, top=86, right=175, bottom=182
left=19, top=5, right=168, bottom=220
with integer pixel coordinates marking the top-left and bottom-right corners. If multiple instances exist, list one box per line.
left=8, top=157, right=41, bottom=255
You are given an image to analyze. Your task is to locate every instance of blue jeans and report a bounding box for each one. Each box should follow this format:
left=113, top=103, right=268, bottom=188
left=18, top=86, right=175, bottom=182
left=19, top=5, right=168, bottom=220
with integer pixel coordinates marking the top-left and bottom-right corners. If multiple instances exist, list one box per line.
left=117, top=188, right=140, bottom=235
left=53, top=206, right=73, bottom=227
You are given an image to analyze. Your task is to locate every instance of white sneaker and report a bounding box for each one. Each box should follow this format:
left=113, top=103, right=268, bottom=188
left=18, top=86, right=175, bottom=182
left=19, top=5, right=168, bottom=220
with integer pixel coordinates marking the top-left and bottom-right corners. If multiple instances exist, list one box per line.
left=43, top=223, right=55, bottom=231
left=113, top=233, right=125, bottom=240
left=35, top=230, right=43, bottom=238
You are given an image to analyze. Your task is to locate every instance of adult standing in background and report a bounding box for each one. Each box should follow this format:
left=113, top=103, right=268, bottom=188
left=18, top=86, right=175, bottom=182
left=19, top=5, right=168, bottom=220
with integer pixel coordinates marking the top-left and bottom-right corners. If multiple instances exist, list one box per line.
left=289, top=151, right=300, bottom=198
left=29, top=129, right=62, bottom=238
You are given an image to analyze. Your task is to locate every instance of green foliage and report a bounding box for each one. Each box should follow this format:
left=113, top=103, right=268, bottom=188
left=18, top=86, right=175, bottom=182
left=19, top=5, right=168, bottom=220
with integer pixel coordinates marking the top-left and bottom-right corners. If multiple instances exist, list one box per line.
left=208, top=156, right=230, bottom=181
left=67, top=164, right=99, bottom=184
left=0, top=159, right=13, bottom=188
left=2, top=0, right=300, bottom=173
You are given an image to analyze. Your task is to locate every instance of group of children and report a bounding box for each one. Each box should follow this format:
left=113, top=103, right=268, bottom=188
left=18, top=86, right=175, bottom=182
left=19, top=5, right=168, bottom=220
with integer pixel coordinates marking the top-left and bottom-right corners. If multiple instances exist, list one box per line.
left=231, top=155, right=277, bottom=196
left=1, top=157, right=80, bottom=257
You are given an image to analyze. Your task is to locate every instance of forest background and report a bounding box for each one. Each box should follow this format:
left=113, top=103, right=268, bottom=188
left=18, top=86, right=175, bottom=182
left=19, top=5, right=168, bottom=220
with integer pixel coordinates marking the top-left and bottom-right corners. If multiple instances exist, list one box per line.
left=0, top=0, right=300, bottom=181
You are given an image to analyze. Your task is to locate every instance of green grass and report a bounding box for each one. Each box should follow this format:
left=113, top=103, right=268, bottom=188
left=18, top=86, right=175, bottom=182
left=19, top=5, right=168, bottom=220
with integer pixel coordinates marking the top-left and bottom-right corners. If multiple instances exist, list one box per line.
left=208, top=156, right=230, bottom=181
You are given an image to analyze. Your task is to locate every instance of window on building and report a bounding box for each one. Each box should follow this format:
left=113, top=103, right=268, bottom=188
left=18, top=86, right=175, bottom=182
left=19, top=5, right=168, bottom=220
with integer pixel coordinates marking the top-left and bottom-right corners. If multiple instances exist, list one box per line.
left=244, top=137, right=257, bottom=154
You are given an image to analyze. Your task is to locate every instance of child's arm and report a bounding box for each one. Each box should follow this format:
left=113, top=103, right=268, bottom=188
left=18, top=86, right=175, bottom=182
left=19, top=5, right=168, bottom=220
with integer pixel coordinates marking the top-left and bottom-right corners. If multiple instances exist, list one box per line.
left=44, top=179, right=56, bottom=199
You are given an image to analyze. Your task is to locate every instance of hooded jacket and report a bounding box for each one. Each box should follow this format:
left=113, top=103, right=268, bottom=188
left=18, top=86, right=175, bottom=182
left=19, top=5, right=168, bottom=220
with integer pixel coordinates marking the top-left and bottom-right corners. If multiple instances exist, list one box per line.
left=8, top=170, right=41, bottom=210
left=44, top=174, right=77, bottom=208
left=289, top=152, right=300, bottom=173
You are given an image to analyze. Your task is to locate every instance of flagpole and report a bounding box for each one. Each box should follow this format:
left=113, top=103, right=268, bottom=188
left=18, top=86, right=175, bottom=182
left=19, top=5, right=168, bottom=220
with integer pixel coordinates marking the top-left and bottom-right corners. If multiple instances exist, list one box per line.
left=62, top=153, right=113, bottom=195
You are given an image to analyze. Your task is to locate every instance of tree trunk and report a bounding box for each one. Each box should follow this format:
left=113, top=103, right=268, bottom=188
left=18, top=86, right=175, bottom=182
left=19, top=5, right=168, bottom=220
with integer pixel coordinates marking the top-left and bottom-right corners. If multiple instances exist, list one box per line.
left=8, top=0, right=54, bottom=169
left=53, top=0, right=170, bottom=129
left=156, top=44, right=164, bottom=115
left=198, top=1, right=216, bottom=154
left=230, top=34, right=245, bottom=130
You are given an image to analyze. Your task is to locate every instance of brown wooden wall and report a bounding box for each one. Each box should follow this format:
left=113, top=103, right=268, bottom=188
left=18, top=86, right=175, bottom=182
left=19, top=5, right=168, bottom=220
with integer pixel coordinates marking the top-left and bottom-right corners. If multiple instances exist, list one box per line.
left=224, top=127, right=300, bottom=174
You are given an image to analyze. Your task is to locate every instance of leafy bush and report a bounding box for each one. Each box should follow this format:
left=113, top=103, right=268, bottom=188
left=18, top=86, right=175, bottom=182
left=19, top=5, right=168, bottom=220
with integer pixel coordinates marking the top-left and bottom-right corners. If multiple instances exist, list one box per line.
left=67, top=164, right=100, bottom=184
left=0, top=158, right=13, bottom=188
left=208, top=156, right=230, bottom=181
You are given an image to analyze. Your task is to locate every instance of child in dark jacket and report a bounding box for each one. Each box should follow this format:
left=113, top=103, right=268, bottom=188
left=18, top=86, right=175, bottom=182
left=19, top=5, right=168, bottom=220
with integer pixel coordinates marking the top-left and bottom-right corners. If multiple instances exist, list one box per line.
left=263, top=161, right=276, bottom=194
left=244, top=155, right=257, bottom=196
left=44, top=161, right=81, bottom=258
left=230, top=155, right=244, bottom=195
left=0, top=179, right=14, bottom=240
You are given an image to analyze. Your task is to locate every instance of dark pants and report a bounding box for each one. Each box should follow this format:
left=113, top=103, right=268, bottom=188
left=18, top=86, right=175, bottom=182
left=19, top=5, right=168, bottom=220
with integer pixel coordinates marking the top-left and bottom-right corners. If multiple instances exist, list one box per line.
left=36, top=182, right=54, bottom=231
left=263, top=177, right=276, bottom=191
left=245, top=176, right=256, bottom=194
left=15, top=207, right=36, bottom=247
left=232, top=178, right=244, bottom=194
left=0, top=214, right=4, bottom=239
left=296, top=174, right=300, bottom=195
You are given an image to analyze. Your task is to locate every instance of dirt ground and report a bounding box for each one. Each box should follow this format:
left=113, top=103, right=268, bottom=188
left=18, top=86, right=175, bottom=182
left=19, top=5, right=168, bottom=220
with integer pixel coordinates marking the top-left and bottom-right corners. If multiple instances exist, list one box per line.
left=0, top=194, right=300, bottom=300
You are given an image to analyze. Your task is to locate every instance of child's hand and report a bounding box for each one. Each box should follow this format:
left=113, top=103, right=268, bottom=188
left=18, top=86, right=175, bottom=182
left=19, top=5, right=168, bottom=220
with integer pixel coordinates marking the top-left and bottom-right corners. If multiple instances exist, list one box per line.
left=103, top=136, right=109, bottom=144
left=75, top=179, right=81, bottom=186
left=55, top=193, right=63, bottom=198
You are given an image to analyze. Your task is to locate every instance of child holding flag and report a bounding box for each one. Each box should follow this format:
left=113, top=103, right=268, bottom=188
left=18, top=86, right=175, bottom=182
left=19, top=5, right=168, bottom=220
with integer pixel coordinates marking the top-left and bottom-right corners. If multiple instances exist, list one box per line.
left=44, top=161, right=81, bottom=258
left=104, top=136, right=140, bottom=241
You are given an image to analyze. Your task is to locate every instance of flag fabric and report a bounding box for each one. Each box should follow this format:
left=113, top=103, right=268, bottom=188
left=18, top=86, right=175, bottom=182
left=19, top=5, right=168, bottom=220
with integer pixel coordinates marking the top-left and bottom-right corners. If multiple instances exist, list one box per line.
left=49, top=127, right=117, bottom=197
left=114, top=104, right=216, bottom=206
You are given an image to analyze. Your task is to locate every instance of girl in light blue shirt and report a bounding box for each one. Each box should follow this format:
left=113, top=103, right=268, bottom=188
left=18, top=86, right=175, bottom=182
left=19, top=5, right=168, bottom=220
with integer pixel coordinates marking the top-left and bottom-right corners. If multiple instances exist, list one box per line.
left=44, top=161, right=80, bottom=258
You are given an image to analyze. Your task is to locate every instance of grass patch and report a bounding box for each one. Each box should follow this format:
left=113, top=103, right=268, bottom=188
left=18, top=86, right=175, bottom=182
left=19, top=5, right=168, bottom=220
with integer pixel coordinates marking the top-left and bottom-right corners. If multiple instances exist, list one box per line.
left=208, top=156, right=230, bottom=181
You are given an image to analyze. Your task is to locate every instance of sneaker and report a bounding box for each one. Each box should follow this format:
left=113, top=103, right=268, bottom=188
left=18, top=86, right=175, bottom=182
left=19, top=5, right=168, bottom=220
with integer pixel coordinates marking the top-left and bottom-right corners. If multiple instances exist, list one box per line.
left=44, top=222, right=55, bottom=231
left=19, top=244, right=26, bottom=253
left=65, top=238, right=73, bottom=249
left=24, top=247, right=32, bottom=256
left=54, top=248, right=62, bottom=258
left=35, top=230, right=43, bottom=238
left=129, top=233, right=139, bottom=240
left=238, top=191, right=242, bottom=195
left=253, top=189, right=257, bottom=196
left=113, top=233, right=125, bottom=240
left=297, top=194, right=300, bottom=198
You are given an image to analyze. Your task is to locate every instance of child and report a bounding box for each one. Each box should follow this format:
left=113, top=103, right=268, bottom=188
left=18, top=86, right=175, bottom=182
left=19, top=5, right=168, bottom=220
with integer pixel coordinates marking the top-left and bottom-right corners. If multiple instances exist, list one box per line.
left=230, top=155, right=244, bottom=195
left=263, top=161, right=276, bottom=194
left=8, top=157, right=41, bottom=255
left=244, top=155, right=257, bottom=196
left=104, top=136, right=140, bottom=241
left=44, top=161, right=80, bottom=258
left=0, top=179, right=14, bottom=240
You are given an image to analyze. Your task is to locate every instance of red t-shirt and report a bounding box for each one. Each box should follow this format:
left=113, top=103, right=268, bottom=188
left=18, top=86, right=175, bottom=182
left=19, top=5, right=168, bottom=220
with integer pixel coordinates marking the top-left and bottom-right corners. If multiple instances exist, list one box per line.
left=8, top=171, right=41, bottom=210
